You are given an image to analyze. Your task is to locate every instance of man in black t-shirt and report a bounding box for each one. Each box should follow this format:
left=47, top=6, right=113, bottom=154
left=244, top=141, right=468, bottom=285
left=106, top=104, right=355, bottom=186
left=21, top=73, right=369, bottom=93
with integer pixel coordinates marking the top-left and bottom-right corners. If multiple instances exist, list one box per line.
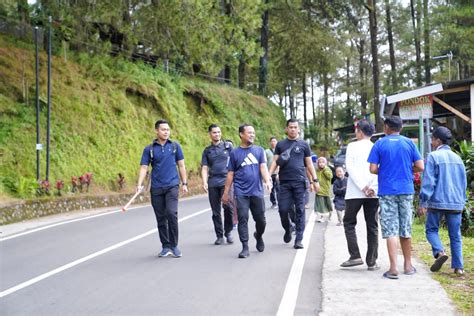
left=201, top=124, right=234, bottom=245
left=268, top=119, right=320, bottom=249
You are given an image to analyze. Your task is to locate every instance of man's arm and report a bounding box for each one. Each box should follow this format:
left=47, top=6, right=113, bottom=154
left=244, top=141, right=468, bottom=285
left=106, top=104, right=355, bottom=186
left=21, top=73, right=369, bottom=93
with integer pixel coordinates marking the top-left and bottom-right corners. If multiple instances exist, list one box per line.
left=260, top=163, right=272, bottom=192
left=304, top=156, right=320, bottom=192
left=268, top=155, right=279, bottom=175
left=177, top=159, right=188, bottom=194
left=369, top=163, right=379, bottom=174
left=222, top=171, right=234, bottom=204
left=413, top=159, right=424, bottom=173
left=136, top=165, right=148, bottom=192
left=201, top=165, right=209, bottom=193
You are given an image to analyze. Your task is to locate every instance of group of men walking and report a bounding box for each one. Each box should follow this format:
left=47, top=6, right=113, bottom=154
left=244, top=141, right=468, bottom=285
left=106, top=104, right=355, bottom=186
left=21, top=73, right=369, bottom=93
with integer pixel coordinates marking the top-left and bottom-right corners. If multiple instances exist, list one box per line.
left=135, top=117, right=466, bottom=276
left=136, top=118, right=320, bottom=259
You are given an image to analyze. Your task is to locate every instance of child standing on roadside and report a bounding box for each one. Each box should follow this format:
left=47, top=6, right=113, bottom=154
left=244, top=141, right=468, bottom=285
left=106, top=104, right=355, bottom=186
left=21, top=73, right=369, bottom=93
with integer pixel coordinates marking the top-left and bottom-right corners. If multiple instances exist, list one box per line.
left=333, top=166, right=347, bottom=226
left=315, top=157, right=333, bottom=222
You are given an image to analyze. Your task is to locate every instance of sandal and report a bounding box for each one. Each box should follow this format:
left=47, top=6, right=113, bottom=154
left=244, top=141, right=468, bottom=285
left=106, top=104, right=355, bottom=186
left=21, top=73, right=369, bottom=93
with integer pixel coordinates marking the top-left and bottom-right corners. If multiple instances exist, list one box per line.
left=404, top=266, right=417, bottom=275
left=383, top=271, right=399, bottom=279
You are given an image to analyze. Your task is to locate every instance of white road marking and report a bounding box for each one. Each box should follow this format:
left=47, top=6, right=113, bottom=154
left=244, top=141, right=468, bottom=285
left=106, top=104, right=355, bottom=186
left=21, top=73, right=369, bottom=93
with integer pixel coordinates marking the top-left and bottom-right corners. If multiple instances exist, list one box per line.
left=0, top=205, right=145, bottom=242
left=0, top=208, right=210, bottom=298
left=276, top=211, right=317, bottom=316
left=0, top=194, right=210, bottom=242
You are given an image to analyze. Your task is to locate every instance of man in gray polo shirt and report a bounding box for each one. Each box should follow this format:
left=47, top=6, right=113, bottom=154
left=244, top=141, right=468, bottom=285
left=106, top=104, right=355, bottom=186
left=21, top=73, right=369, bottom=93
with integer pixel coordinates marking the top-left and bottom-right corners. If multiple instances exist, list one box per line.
left=201, top=124, right=234, bottom=245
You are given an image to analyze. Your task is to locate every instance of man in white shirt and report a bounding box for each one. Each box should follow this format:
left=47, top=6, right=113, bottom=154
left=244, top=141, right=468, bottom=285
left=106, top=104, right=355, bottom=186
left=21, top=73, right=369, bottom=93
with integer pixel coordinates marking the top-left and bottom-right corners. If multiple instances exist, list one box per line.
left=340, top=120, right=380, bottom=270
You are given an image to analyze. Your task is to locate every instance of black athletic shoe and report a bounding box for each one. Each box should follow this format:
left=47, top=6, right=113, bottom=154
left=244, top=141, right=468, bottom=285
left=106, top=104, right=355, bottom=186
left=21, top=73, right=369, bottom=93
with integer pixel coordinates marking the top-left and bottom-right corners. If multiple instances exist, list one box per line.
left=294, top=240, right=304, bottom=249
left=238, top=246, right=250, bottom=258
left=254, top=232, right=265, bottom=252
left=225, top=234, right=234, bottom=244
left=283, top=229, right=292, bottom=243
left=431, top=253, right=449, bottom=272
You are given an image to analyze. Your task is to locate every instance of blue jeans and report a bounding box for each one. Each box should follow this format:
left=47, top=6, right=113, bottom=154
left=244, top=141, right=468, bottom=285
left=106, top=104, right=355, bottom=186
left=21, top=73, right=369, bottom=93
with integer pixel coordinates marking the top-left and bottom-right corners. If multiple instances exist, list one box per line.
left=425, top=210, right=463, bottom=269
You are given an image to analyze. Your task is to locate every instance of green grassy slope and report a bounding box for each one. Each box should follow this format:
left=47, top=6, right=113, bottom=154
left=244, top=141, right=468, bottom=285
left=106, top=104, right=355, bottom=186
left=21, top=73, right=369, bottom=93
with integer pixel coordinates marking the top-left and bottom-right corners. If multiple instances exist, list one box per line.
left=0, top=35, right=285, bottom=199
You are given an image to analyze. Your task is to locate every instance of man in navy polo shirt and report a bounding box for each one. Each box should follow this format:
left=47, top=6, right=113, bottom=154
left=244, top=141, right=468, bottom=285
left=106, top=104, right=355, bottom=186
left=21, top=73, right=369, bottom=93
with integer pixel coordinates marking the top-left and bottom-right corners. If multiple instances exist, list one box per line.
left=201, top=124, right=234, bottom=245
left=222, top=124, right=272, bottom=258
left=136, top=119, right=188, bottom=258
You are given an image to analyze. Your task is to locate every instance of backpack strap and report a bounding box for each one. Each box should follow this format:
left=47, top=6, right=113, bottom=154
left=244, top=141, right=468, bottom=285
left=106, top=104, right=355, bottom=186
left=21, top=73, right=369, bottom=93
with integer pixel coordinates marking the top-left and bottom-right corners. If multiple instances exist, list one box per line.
left=149, top=139, right=177, bottom=164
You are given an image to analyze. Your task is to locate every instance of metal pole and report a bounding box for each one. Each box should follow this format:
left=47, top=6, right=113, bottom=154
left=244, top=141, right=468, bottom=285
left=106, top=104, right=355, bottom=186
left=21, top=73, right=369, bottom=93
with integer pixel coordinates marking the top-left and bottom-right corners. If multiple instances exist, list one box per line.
left=418, top=116, right=424, bottom=157
left=46, top=16, right=52, bottom=181
left=35, top=26, right=40, bottom=181
left=425, top=118, right=431, bottom=154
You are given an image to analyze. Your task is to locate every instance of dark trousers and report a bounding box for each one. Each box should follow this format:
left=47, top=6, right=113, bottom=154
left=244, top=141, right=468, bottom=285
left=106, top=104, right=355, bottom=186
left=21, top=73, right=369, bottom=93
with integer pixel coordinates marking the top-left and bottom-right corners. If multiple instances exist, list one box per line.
left=208, top=186, right=234, bottom=238
left=151, top=186, right=179, bottom=248
left=236, top=196, right=266, bottom=244
left=278, top=181, right=306, bottom=241
left=270, top=174, right=279, bottom=205
left=343, top=198, right=379, bottom=266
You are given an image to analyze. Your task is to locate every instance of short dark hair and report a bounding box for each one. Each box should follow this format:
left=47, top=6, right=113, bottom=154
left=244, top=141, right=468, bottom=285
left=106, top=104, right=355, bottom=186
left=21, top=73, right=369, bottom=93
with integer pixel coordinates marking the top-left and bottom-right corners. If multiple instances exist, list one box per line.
left=238, top=123, right=252, bottom=137
left=384, top=116, right=403, bottom=132
left=286, top=118, right=298, bottom=126
left=155, top=119, right=169, bottom=129
left=208, top=124, right=219, bottom=132
left=356, top=119, right=375, bottom=137
left=269, top=136, right=277, bottom=141
left=432, top=126, right=452, bottom=145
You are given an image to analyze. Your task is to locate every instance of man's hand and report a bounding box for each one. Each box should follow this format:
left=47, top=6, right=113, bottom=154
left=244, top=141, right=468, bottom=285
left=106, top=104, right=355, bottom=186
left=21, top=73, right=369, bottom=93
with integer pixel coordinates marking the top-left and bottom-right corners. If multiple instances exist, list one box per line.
left=222, top=192, right=230, bottom=205
left=313, top=182, right=320, bottom=193
left=264, top=181, right=272, bottom=192
left=202, top=182, right=208, bottom=193
left=418, top=207, right=427, bottom=217
left=181, top=184, right=189, bottom=194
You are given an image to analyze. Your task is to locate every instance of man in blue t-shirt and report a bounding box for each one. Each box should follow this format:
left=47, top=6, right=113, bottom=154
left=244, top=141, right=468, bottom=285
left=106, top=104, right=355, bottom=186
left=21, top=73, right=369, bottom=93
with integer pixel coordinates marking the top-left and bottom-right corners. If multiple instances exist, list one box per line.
left=222, top=124, right=272, bottom=258
left=201, top=124, right=234, bottom=245
left=368, top=116, right=424, bottom=279
left=136, top=119, right=188, bottom=258
left=268, top=119, right=319, bottom=250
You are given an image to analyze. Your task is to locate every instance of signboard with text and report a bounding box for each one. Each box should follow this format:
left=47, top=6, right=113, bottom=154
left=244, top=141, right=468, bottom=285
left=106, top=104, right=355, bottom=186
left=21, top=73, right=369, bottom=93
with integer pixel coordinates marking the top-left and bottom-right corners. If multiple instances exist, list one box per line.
left=398, top=95, right=433, bottom=120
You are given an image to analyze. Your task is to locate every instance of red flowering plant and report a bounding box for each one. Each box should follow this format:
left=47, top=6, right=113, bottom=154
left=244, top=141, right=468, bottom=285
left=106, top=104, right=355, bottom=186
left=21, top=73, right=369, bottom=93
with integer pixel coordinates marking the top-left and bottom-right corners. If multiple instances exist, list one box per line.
left=71, top=176, right=79, bottom=193
left=56, top=180, right=64, bottom=196
left=413, top=171, right=423, bottom=221
left=38, top=179, right=51, bottom=196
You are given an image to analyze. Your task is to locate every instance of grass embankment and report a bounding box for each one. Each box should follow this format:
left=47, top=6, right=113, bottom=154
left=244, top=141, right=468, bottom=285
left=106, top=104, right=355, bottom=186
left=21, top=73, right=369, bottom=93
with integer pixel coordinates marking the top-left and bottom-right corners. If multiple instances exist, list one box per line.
left=0, top=34, right=285, bottom=200
left=411, top=220, right=473, bottom=314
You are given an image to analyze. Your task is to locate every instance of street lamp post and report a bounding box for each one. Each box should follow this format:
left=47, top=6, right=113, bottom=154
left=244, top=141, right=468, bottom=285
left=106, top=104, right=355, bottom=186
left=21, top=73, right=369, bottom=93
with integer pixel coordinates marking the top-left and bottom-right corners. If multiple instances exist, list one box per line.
left=432, top=51, right=453, bottom=81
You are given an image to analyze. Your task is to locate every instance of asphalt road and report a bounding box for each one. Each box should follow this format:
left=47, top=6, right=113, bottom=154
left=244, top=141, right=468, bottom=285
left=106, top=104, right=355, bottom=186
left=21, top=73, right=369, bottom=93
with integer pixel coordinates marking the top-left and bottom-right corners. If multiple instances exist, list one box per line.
left=0, top=194, right=325, bottom=315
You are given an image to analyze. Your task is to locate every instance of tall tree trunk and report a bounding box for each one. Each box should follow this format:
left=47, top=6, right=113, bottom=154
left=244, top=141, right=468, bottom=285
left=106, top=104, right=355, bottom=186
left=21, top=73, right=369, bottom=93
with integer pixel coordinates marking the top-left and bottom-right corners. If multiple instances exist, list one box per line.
left=122, top=0, right=131, bottom=53
left=311, top=76, right=316, bottom=127
left=423, top=0, right=431, bottom=83
left=346, top=54, right=351, bottom=124
left=258, top=0, right=269, bottom=95
left=368, top=0, right=383, bottom=131
left=284, top=84, right=289, bottom=118
left=302, top=75, right=307, bottom=128
left=410, top=0, right=422, bottom=86
left=220, top=0, right=232, bottom=84
left=288, top=83, right=295, bottom=119
left=385, top=0, right=397, bottom=91
left=358, top=38, right=368, bottom=114
left=323, top=72, right=329, bottom=142
left=238, top=52, right=246, bottom=88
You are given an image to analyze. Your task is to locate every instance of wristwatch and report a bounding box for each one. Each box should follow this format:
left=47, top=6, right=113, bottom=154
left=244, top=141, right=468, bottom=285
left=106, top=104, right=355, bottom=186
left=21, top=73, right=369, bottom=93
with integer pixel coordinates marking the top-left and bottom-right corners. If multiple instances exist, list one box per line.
left=182, top=182, right=188, bottom=186
left=311, top=178, right=319, bottom=183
